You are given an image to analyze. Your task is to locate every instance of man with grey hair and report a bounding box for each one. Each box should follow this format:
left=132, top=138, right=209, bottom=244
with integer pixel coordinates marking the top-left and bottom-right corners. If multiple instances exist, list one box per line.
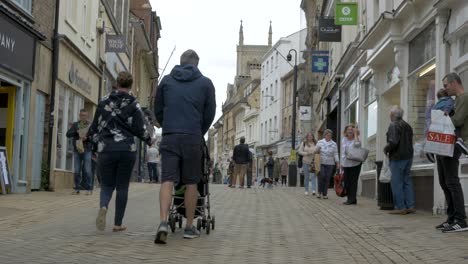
left=384, top=106, right=415, bottom=215
left=434, top=72, right=468, bottom=233
left=154, top=49, right=216, bottom=243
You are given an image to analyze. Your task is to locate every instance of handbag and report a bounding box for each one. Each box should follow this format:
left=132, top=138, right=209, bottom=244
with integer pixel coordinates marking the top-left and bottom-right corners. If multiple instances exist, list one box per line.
left=309, top=161, right=315, bottom=173
left=334, top=173, right=346, bottom=197
left=345, top=144, right=369, bottom=162
left=380, top=158, right=392, bottom=183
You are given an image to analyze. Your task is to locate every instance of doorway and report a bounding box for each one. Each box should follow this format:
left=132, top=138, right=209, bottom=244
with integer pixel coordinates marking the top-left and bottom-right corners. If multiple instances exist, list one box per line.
left=0, top=84, right=16, bottom=167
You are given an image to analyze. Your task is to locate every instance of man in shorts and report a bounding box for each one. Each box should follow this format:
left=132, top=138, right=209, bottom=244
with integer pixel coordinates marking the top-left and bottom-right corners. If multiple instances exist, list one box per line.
left=154, top=50, right=216, bottom=243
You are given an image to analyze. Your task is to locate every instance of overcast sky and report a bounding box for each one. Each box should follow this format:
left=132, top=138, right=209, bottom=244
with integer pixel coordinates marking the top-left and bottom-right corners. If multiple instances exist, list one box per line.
left=150, top=0, right=306, bottom=122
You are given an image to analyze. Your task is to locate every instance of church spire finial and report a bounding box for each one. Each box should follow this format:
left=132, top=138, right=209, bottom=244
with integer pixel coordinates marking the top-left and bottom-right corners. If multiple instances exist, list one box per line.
left=239, top=20, right=244, bottom=46
left=268, top=21, right=272, bottom=46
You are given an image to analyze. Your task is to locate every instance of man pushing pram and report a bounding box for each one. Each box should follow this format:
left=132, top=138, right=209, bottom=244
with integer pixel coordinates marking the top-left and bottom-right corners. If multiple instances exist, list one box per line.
left=153, top=50, right=216, bottom=244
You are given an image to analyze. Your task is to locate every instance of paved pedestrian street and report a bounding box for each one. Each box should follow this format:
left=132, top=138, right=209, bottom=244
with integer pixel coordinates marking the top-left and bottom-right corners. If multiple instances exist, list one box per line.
left=0, top=184, right=468, bottom=264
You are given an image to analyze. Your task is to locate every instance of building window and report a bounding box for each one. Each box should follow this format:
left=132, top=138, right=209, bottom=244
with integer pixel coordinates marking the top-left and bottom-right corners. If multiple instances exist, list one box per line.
left=364, top=77, right=376, bottom=105
left=82, top=2, right=89, bottom=37
left=122, top=0, right=129, bottom=37
left=345, top=78, right=359, bottom=123
left=261, top=124, right=263, bottom=144
left=460, top=34, right=468, bottom=57
left=271, top=57, right=274, bottom=72
left=56, top=87, right=85, bottom=171
left=274, top=116, right=277, bottom=136
left=12, top=0, right=32, bottom=13
left=265, top=88, right=268, bottom=108
left=270, top=84, right=273, bottom=105
left=66, top=0, right=78, bottom=26
left=266, top=61, right=269, bottom=74
left=275, top=80, right=278, bottom=99
left=409, top=24, right=436, bottom=73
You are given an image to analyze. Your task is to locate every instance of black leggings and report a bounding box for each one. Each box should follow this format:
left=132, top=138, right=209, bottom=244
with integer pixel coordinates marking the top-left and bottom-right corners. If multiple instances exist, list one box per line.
left=281, top=175, right=287, bottom=185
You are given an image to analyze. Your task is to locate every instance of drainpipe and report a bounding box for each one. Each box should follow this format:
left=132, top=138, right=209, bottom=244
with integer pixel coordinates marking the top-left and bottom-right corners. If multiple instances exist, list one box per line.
left=47, top=0, right=62, bottom=191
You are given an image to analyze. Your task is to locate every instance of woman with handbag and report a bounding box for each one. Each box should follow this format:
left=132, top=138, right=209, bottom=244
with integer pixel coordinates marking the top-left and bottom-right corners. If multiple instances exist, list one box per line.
left=315, top=129, right=339, bottom=199
left=341, top=124, right=362, bottom=205
left=298, top=132, right=317, bottom=195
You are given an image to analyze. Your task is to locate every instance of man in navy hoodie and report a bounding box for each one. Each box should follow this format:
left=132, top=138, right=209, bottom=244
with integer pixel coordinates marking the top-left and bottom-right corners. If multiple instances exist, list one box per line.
left=154, top=50, right=216, bottom=244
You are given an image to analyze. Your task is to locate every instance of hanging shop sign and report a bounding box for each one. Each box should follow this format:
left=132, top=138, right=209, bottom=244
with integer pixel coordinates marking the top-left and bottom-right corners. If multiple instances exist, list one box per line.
left=335, top=2, right=358, bottom=25
left=299, top=106, right=312, bottom=121
left=318, top=18, right=342, bottom=42
left=105, top=34, right=127, bottom=53
left=311, top=50, right=330, bottom=73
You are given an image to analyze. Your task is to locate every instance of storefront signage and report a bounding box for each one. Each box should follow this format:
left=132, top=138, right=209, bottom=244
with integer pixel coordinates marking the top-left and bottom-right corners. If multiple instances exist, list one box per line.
left=335, top=2, right=358, bottom=25
left=0, top=14, right=36, bottom=80
left=299, top=106, right=312, bottom=121
left=69, top=62, right=92, bottom=94
left=318, top=18, right=342, bottom=42
left=105, top=34, right=127, bottom=53
left=312, top=50, right=329, bottom=73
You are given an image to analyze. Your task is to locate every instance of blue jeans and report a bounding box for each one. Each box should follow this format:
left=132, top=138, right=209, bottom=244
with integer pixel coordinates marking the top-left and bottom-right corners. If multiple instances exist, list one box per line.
left=389, top=159, right=415, bottom=210
left=303, top=163, right=316, bottom=193
left=74, top=151, right=92, bottom=191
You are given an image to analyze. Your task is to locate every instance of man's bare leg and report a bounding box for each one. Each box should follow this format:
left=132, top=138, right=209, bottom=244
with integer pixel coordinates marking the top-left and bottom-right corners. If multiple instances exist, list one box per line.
left=184, top=184, right=197, bottom=228
left=159, top=181, right=174, bottom=222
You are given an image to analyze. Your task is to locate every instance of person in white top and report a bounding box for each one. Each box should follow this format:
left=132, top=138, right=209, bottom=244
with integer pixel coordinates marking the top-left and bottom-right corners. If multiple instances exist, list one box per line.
left=315, top=129, right=339, bottom=199
left=146, top=145, right=159, bottom=183
left=341, top=124, right=362, bottom=205
left=298, top=132, right=318, bottom=195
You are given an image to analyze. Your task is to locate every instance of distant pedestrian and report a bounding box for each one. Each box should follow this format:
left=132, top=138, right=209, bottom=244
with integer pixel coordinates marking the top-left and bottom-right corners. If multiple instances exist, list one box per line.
left=280, top=158, right=288, bottom=186
left=273, top=158, right=281, bottom=185
left=66, top=109, right=93, bottom=195
left=230, top=136, right=252, bottom=188
left=266, top=151, right=274, bottom=179
left=298, top=132, right=318, bottom=196
left=146, top=144, right=159, bottom=183
left=88, top=71, right=152, bottom=232
left=246, top=158, right=253, bottom=188
left=384, top=106, right=415, bottom=215
left=227, top=158, right=235, bottom=185
left=341, top=124, right=362, bottom=205
left=434, top=73, right=468, bottom=233
left=315, top=129, right=339, bottom=199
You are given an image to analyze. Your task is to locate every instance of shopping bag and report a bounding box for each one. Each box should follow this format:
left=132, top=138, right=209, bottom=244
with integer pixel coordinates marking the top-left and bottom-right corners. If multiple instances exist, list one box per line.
left=424, top=110, right=456, bottom=157
left=380, top=158, right=391, bottom=183
left=334, top=173, right=346, bottom=197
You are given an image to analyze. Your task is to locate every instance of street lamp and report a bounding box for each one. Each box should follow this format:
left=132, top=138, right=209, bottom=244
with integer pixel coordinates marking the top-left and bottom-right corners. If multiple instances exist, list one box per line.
left=287, top=49, right=298, bottom=187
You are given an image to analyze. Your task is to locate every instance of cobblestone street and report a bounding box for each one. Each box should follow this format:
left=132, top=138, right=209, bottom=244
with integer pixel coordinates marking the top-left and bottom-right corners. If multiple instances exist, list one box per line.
left=1, top=184, right=468, bottom=264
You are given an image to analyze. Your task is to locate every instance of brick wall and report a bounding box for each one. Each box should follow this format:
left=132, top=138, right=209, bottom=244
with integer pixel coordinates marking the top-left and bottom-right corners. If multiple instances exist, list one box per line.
left=32, top=0, right=56, bottom=49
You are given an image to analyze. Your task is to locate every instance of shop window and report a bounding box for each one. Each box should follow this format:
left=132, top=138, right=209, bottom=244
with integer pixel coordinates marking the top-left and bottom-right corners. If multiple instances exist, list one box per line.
left=461, top=34, right=468, bottom=57
left=364, top=77, right=376, bottom=105
left=12, top=0, right=32, bottom=13
left=56, top=87, right=85, bottom=171
left=409, top=24, right=436, bottom=73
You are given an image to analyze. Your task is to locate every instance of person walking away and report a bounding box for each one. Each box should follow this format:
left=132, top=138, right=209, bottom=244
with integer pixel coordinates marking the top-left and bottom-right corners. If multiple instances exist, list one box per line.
left=87, top=71, right=152, bottom=232
left=154, top=50, right=216, bottom=243
left=246, top=158, right=253, bottom=188
left=341, top=124, right=362, bottom=205
left=435, top=73, right=468, bottom=232
left=66, top=109, right=93, bottom=195
left=298, top=133, right=318, bottom=195
left=227, top=158, right=235, bottom=185
left=384, top=106, right=415, bottom=215
left=146, top=144, right=159, bottom=183
left=230, top=137, right=251, bottom=188
left=280, top=158, right=288, bottom=186
left=315, top=130, right=339, bottom=199
left=266, top=151, right=274, bottom=179
left=273, top=158, right=281, bottom=185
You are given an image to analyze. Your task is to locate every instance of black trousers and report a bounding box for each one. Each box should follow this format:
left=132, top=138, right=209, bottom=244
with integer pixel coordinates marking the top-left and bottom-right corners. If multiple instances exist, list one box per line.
left=343, top=164, right=362, bottom=203
left=281, top=175, right=287, bottom=185
left=436, top=148, right=466, bottom=222
left=147, top=162, right=158, bottom=182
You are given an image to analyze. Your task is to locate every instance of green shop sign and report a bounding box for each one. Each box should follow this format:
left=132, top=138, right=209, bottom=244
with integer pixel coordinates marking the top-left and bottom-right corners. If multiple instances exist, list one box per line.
left=335, top=2, right=358, bottom=25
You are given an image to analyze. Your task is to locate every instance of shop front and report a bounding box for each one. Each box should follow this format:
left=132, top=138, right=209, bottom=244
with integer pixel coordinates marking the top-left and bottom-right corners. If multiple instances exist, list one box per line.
left=0, top=8, right=44, bottom=193
left=50, top=40, right=100, bottom=190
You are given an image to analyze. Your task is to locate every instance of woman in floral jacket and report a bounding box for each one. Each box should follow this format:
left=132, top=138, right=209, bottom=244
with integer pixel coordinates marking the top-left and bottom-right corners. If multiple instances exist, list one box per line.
left=88, top=71, right=152, bottom=232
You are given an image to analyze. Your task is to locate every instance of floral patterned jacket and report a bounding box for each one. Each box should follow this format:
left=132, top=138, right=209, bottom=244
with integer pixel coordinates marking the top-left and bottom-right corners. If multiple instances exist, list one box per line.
left=87, top=91, right=151, bottom=153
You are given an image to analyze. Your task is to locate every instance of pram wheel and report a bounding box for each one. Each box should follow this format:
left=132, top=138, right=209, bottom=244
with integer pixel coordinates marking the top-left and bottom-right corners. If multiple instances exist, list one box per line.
left=197, top=218, right=202, bottom=231
left=169, top=216, right=176, bottom=233
left=206, top=219, right=211, bottom=234
left=211, top=216, right=215, bottom=230
left=178, top=216, right=183, bottom=228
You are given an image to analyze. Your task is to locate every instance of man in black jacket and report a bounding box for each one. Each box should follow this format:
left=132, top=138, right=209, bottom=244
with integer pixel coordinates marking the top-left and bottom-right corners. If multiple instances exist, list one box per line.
left=230, top=137, right=251, bottom=188
left=154, top=50, right=216, bottom=243
left=384, top=106, right=415, bottom=215
left=66, top=109, right=93, bottom=195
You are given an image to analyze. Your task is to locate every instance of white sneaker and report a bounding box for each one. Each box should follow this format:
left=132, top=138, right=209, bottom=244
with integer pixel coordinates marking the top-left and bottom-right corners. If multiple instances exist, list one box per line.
left=305, top=192, right=309, bottom=196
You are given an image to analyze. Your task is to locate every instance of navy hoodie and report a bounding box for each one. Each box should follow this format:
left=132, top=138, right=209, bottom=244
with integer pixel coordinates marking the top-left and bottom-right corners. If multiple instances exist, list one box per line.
left=155, top=64, right=216, bottom=136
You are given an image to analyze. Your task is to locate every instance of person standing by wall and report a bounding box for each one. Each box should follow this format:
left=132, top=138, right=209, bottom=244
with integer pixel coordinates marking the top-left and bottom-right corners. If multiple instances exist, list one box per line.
left=384, top=106, right=415, bottom=215
left=66, top=109, right=93, bottom=195
left=298, top=132, right=318, bottom=195
left=341, top=124, right=362, bottom=205
left=280, top=157, right=288, bottom=187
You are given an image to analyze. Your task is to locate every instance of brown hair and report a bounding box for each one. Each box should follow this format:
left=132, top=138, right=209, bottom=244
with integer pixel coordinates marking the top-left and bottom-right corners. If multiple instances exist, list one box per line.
left=304, top=132, right=317, bottom=146
left=436, top=88, right=449, bottom=99
left=343, top=123, right=355, bottom=136
left=117, top=71, right=133, bottom=89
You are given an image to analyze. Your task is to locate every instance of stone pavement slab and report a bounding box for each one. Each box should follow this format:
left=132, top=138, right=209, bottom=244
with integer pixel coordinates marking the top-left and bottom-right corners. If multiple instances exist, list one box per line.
left=0, top=184, right=467, bottom=263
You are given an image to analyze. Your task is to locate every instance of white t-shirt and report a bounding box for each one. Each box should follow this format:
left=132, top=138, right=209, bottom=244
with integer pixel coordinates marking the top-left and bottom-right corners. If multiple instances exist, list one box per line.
left=147, top=147, right=158, bottom=163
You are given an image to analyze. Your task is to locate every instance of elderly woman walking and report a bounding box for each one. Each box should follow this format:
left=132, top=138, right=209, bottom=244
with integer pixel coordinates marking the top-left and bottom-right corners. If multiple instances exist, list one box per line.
left=316, top=129, right=339, bottom=199
left=298, top=132, right=318, bottom=195
left=341, top=124, right=362, bottom=205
